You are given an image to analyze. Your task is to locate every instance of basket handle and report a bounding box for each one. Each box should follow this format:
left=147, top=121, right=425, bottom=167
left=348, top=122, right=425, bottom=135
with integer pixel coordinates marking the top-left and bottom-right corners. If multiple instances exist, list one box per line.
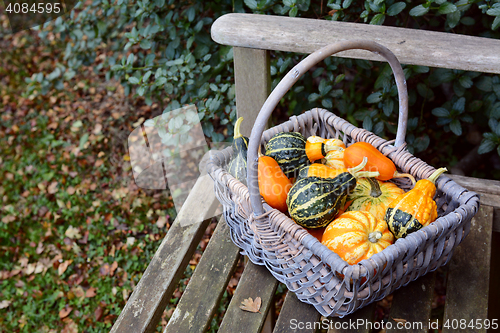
left=247, top=40, right=408, bottom=216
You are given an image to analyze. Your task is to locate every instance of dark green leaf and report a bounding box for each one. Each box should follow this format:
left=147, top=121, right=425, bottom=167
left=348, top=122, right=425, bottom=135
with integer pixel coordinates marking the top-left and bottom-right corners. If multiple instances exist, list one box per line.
left=414, top=135, right=430, bottom=152
left=308, top=93, right=321, bottom=102
left=447, top=10, right=461, bottom=28
left=438, top=2, right=457, bottom=15
left=140, top=40, right=152, bottom=50
left=387, top=2, right=406, bottom=16
left=478, top=138, right=497, bottom=154
left=370, top=13, right=385, bottom=25
left=409, top=4, right=429, bottom=16
left=487, top=8, right=500, bottom=16
left=458, top=75, right=473, bottom=88
left=475, top=76, right=492, bottom=92
left=453, top=97, right=465, bottom=112
left=449, top=119, right=462, bottom=136
left=432, top=107, right=450, bottom=117
left=493, top=16, right=500, bottom=30
left=322, top=98, right=333, bottom=109
left=128, top=77, right=140, bottom=84
left=367, top=92, right=383, bottom=103
left=489, top=118, right=499, bottom=132
left=244, top=0, right=258, bottom=9
left=363, top=116, right=373, bottom=132
left=383, top=99, right=394, bottom=116
left=343, top=0, right=353, bottom=8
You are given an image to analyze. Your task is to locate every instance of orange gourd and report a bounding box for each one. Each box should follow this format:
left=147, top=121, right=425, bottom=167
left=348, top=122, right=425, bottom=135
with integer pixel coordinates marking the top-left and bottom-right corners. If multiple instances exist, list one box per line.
left=305, top=136, right=345, bottom=162
left=258, top=155, right=293, bottom=213
left=343, top=142, right=415, bottom=184
left=322, top=211, right=394, bottom=265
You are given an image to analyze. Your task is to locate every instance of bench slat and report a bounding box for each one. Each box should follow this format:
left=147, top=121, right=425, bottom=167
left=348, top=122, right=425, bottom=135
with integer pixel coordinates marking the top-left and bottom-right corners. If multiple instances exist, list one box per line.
left=212, top=14, right=500, bottom=74
left=327, top=303, right=376, bottom=333
left=442, top=205, right=494, bottom=333
left=110, top=174, right=219, bottom=333
left=233, top=47, right=271, bottom=136
left=164, top=216, right=240, bottom=333
left=218, top=262, right=279, bottom=333
left=273, top=291, right=321, bottom=333
left=387, top=272, right=436, bottom=333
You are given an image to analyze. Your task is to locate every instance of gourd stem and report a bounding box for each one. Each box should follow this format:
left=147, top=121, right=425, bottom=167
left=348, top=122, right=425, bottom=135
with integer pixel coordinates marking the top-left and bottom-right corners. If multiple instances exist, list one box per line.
left=355, top=171, right=380, bottom=179
left=348, top=157, right=368, bottom=174
left=367, top=178, right=382, bottom=198
left=427, top=167, right=448, bottom=184
left=324, top=141, right=344, bottom=152
left=368, top=231, right=383, bottom=243
left=393, top=172, right=416, bottom=185
left=233, top=117, right=244, bottom=139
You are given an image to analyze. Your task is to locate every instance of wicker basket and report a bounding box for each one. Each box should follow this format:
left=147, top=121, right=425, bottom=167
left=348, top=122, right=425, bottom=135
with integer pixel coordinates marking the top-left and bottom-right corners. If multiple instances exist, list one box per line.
left=206, top=40, right=480, bottom=317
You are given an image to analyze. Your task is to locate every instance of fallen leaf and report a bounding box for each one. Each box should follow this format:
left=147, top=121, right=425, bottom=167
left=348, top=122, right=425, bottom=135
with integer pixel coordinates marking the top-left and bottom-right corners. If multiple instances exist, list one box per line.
left=86, top=287, right=97, bottom=298
left=122, top=288, right=130, bottom=301
left=47, top=182, right=58, bottom=194
left=100, top=263, right=110, bottom=276
left=0, top=300, right=11, bottom=309
left=58, top=260, right=72, bottom=276
left=59, top=305, right=73, bottom=319
left=61, top=318, right=78, bottom=333
left=94, top=159, right=104, bottom=168
left=93, top=123, right=102, bottom=135
left=392, top=317, right=407, bottom=324
left=72, top=286, right=85, bottom=298
left=110, top=261, right=118, bottom=276
left=156, top=216, right=168, bottom=228
left=2, top=215, right=15, bottom=224
left=65, top=226, right=81, bottom=240
left=95, top=306, right=104, bottom=321
left=239, top=297, right=261, bottom=313
left=126, top=237, right=135, bottom=247
left=67, top=187, right=76, bottom=195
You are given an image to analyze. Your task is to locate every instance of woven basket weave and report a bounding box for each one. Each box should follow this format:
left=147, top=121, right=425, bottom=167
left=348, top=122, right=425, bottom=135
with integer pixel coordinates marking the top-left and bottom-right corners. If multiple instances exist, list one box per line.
left=206, top=41, right=480, bottom=317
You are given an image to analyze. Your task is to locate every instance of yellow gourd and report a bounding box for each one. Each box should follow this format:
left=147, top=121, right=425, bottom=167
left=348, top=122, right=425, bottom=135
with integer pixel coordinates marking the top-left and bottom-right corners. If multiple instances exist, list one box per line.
left=385, top=167, right=447, bottom=239
left=322, top=211, right=394, bottom=265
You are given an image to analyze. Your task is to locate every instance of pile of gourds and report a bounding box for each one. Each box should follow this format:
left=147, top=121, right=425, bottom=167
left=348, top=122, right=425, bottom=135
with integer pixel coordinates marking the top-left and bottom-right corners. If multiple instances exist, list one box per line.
left=228, top=118, right=447, bottom=265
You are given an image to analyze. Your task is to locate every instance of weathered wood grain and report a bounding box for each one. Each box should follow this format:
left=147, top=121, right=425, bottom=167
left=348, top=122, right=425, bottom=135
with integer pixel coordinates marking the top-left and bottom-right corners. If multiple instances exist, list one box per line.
left=163, top=217, right=240, bottom=333
left=212, top=14, right=500, bottom=74
left=110, top=175, right=219, bottom=333
left=218, top=262, right=279, bottom=333
left=387, top=272, right=436, bottom=333
left=273, top=291, right=321, bottom=333
left=447, top=174, right=500, bottom=232
left=448, top=174, right=500, bottom=197
left=327, top=303, right=376, bottom=333
left=233, top=47, right=271, bottom=136
left=442, top=205, right=494, bottom=333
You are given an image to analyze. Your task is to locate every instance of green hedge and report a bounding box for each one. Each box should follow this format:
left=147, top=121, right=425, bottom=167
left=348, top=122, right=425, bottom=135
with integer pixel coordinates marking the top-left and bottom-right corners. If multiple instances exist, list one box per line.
left=24, top=0, right=500, bottom=177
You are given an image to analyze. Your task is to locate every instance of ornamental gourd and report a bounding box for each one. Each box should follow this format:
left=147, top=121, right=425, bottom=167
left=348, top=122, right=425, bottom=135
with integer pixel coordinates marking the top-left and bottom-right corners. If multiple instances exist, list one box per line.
left=227, top=117, right=249, bottom=184
left=265, top=132, right=309, bottom=177
left=265, top=133, right=343, bottom=177
left=305, top=136, right=345, bottom=162
left=322, top=211, right=394, bottom=265
left=258, top=155, right=292, bottom=213
left=286, top=158, right=379, bottom=228
left=385, top=167, right=447, bottom=239
left=323, top=148, right=345, bottom=170
left=343, top=142, right=416, bottom=184
left=345, top=178, right=404, bottom=220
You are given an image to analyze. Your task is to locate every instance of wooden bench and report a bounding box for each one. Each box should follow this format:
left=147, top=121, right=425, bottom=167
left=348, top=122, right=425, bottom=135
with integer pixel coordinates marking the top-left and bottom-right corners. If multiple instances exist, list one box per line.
left=111, top=14, right=500, bottom=333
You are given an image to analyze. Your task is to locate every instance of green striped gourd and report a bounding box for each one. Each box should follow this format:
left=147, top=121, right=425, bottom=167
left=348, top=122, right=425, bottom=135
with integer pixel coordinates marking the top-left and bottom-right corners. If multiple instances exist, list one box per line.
left=264, top=132, right=309, bottom=177
left=286, top=158, right=379, bottom=228
left=227, top=117, right=249, bottom=184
